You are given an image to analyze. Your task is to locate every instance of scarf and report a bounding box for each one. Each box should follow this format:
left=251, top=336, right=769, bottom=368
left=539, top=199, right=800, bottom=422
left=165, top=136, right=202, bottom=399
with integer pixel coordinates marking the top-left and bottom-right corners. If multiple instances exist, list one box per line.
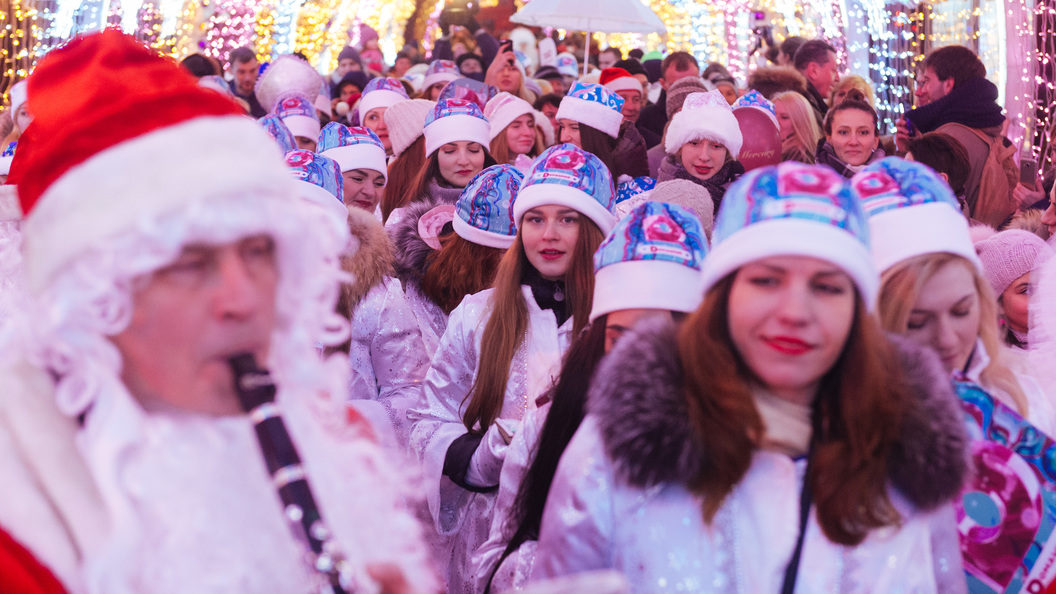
left=522, top=265, right=570, bottom=327
left=906, top=76, right=1005, bottom=134
left=657, top=155, right=745, bottom=212
left=814, top=138, right=885, bottom=178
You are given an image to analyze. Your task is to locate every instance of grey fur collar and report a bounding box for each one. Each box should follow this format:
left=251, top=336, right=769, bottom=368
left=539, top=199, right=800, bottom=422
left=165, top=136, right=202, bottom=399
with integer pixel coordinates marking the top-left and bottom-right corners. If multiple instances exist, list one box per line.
left=390, top=198, right=442, bottom=291
left=588, top=318, right=970, bottom=511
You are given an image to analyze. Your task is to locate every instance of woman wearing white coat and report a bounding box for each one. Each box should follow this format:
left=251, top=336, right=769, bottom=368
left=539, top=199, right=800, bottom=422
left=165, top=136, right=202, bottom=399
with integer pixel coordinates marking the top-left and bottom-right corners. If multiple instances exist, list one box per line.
left=408, top=144, right=617, bottom=593
left=531, top=162, right=971, bottom=593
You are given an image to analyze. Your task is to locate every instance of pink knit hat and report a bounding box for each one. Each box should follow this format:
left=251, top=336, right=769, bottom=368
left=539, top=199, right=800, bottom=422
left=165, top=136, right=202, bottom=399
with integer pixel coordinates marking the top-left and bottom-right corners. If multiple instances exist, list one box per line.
left=976, top=229, right=1053, bottom=296
left=383, top=99, right=435, bottom=158
left=483, top=92, right=535, bottom=142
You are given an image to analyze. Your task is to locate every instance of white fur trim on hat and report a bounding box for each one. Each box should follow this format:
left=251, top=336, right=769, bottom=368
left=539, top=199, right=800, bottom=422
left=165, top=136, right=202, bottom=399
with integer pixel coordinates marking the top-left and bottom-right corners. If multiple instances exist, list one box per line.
left=282, top=115, right=321, bottom=141
left=869, top=201, right=981, bottom=275
left=484, top=93, right=535, bottom=142
left=700, top=218, right=878, bottom=310
left=9, top=80, right=27, bottom=118
left=665, top=106, right=743, bottom=158
left=534, top=111, right=555, bottom=146
left=590, top=259, right=704, bottom=321
left=423, top=71, right=459, bottom=92
left=603, top=77, right=642, bottom=95
left=358, top=89, right=406, bottom=122
left=424, top=114, right=492, bottom=156
left=556, top=95, right=622, bottom=138
left=22, top=116, right=297, bottom=294
left=452, top=215, right=516, bottom=249
left=321, top=143, right=388, bottom=181
left=513, top=183, right=617, bottom=235
left=295, top=180, right=349, bottom=228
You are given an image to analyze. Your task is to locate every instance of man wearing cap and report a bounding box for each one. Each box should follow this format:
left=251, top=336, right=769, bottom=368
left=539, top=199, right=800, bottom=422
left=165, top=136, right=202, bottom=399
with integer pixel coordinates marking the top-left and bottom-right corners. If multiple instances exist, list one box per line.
left=0, top=31, right=435, bottom=594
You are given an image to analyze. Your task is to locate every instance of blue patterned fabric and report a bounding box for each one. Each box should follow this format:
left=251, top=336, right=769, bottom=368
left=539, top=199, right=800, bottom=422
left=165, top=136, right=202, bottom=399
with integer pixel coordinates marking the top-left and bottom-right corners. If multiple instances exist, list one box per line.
left=521, top=143, right=617, bottom=211
left=852, top=157, right=960, bottom=217
left=714, top=162, right=870, bottom=248
left=425, top=98, right=489, bottom=127
left=362, top=77, right=408, bottom=98
left=275, top=93, right=316, bottom=120
left=456, top=165, right=523, bottom=237
left=594, top=202, right=708, bottom=272
left=258, top=114, right=297, bottom=154
left=317, top=122, right=384, bottom=153
left=565, top=81, right=625, bottom=114
left=616, top=176, right=656, bottom=204
left=425, top=60, right=458, bottom=78
left=2, top=141, right=16, bottom=158
left=732, top=89, right=777, bottom=123
left=284, top=150, right=343, bottom=201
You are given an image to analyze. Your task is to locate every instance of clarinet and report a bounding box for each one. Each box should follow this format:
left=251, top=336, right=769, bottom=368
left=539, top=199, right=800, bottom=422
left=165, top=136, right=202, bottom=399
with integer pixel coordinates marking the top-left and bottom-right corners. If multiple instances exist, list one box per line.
left=229, top=353, right=352, bottom=594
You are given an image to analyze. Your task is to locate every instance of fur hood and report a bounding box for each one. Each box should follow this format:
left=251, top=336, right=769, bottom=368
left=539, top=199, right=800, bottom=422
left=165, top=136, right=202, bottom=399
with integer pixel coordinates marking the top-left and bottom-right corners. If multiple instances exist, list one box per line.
left=391, top=198, right=442, bottom=291
left=588, top=317, right=970, bottom=512
left=747, top=66, right=808, bottom=97
left=341, top=206, right=394, bottom=312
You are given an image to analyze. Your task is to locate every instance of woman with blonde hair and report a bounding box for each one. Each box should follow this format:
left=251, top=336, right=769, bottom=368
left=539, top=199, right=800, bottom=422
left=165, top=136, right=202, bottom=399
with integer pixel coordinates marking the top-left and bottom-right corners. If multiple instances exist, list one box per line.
left=409, top=144, right=617, bottom=593
left=857, top=157, right=1056, bottom=433
left=830, top=74, right=877, bottom=108
left=772, top=91, right=822, bottom=164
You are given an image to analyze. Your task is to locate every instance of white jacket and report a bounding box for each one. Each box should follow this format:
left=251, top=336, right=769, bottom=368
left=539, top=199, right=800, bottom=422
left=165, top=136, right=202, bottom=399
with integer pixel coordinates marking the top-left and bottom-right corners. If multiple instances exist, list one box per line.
left=408, top=286, right=573, bottom=593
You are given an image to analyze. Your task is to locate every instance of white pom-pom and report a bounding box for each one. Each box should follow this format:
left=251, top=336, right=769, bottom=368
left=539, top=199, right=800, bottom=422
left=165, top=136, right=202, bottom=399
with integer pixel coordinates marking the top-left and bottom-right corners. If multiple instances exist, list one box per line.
left=336, top=101, right=350, bottom=117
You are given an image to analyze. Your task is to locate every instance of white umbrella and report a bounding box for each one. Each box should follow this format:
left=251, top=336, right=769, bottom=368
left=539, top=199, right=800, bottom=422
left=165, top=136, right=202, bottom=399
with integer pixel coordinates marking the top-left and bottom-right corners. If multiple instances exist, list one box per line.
left=509, top=0, right=667, bottom=75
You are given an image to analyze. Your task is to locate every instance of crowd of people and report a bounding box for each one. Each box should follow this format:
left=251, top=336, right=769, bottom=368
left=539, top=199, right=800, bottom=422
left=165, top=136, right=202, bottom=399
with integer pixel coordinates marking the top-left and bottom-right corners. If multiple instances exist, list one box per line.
left=0, top=17, right=1054, bottom=594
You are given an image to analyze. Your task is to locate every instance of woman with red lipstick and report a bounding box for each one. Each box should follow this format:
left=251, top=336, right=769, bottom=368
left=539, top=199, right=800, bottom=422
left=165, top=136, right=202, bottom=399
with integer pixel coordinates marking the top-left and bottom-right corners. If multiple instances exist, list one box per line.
left=317, top=123, right=389, bottom=215
left=658, top=89, right=746, bottom=212
left=860, top=157, right=1056, bottom=434
left=409, top=144, right=617, bottom=593
left=357, top=77, right=409, bottom=157
left=815, top=89, right=884, bottom=178
left=531, top=162, right=970, bottom=593
left=386, top=98, right=497, bottom=229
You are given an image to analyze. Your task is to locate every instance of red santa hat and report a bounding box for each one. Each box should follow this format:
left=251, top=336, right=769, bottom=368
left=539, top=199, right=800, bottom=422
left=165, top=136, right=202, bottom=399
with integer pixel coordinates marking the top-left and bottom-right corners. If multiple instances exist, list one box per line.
left=600, top=67, right=641, bottom=95
left=8, top=30, right=298, bottom=294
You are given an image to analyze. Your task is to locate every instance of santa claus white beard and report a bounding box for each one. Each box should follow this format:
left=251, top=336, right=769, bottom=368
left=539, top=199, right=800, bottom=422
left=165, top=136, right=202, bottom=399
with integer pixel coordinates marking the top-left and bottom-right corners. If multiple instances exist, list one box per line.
left=81, top=401, right=321, bottom=593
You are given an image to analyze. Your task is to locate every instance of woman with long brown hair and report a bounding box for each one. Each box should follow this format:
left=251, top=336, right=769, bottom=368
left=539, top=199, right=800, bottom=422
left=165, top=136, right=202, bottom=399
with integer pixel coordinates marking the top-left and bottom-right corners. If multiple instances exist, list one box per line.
left=532, top=162, right=970, bottom=592
left=409, top=144, right=618, bottom=594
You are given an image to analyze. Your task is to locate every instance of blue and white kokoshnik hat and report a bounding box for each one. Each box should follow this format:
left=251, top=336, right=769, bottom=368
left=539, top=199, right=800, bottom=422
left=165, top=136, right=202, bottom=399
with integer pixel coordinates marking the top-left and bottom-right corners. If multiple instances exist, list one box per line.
left=258, top=113, right=297, bottom=155
left=732, top=89, right=779, bottom=128
left=514, top=143, right=618, bottom=234
left=358, top=77, right=409, bottom=122
left=851, top=156, right=980, bottom=274
left=555, top=82, right=625, bottom=139
left=423, top=98, right=492, bottom=157
left=274, top=92, right=320, bottom=140
left=700, top=162, right=878, bottom=309
left=591, top=201, right=709, bottom=321
left=317, top=122, right=388, bottom=180
left=454, top=164, right=524, bottom=249
left=284, top=149, right=347, bottom=225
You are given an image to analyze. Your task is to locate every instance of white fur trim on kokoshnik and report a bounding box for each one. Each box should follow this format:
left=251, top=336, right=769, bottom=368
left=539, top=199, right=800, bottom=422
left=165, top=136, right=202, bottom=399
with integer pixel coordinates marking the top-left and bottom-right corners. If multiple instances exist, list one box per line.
left=664, top=90, right=743, bottom=158
left=556, top=94, right=623, bottom=139
left=22, top=116, right=297, bottom=294
left=513, top=183, right=617, bottom=235
left=424, top=113, right=492, bottom=157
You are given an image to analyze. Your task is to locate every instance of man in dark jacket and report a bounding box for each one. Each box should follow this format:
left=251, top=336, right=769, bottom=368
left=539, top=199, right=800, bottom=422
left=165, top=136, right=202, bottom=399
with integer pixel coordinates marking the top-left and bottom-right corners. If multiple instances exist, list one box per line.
left=637, top=52, right=699, bottom=139
left=793, top=40, right=839, bottom=122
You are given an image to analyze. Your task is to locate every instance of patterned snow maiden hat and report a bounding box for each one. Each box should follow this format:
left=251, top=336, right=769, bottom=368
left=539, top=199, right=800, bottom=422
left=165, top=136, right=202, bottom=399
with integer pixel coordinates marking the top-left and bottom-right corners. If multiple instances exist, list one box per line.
left=555, top=52, right=579, bottom=78
left=556, top=82, right=625, bottom=139
left=423, top=60, right=460, bottom=92
left=701, top=162, right=877, bottom=308
left=358, top=77, right=409, bottom=123
left=318, top=122, right=388, bottom=181
left=284, top=149, right=347, bottom=226
left=600, top=67, right=642, bottom=95
left=274, top=92, right=321, bottom=141
left=483, top=92, right=535, bottom=142
left=258, top=113, right=298, bottom=155
left=453, top=164, right=524, bottom=249
left=591, top=201, right=709, bottom=321
left=732, top=89, right=778, bottom=128
left=852, top=156, right=980, bottom=275
left=0, top=141, right=17, bottom=177
left=423, top=98, right=491, bottom=157
left=513, top=143, right=618, bottom=234
left=976, top=229, right=1054, bottom=298
left=665, top=90, right=744, bottom=158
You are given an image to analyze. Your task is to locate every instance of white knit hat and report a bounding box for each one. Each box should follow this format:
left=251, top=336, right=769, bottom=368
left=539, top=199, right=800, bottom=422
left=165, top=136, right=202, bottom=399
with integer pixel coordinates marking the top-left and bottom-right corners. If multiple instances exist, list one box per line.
left=357, top=77, right=409, bottom=122
left=665, top=90, right=743, bottom=158
left=9, top=80, right=27, bottom=118
left=591, top=201, right=708, bottom=321
left=976, top=230, right=1053, bottom=296
left=555, top=82, right=625, bottom=139
left=483, top=92, right=535, bottom=142
left=423, top=98, right=491, bottom=157
left=384, top=99, right=435, bottom=158
left=852, top=157, right=981, bottom=275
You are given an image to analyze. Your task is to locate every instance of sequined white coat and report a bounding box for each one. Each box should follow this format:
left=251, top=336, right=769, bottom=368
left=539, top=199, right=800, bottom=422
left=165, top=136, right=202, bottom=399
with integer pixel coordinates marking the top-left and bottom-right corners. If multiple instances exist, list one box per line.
left=530, top=319, right=972, bottom=594
left=408, top=286, right=573, bottom=594
left=348, top=276, right=430, bottom=448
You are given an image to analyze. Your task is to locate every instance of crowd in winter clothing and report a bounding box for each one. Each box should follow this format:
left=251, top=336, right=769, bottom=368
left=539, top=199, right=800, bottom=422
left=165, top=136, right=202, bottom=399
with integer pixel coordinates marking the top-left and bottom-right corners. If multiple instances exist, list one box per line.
left=1, top=21, right=1056, bottom=594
